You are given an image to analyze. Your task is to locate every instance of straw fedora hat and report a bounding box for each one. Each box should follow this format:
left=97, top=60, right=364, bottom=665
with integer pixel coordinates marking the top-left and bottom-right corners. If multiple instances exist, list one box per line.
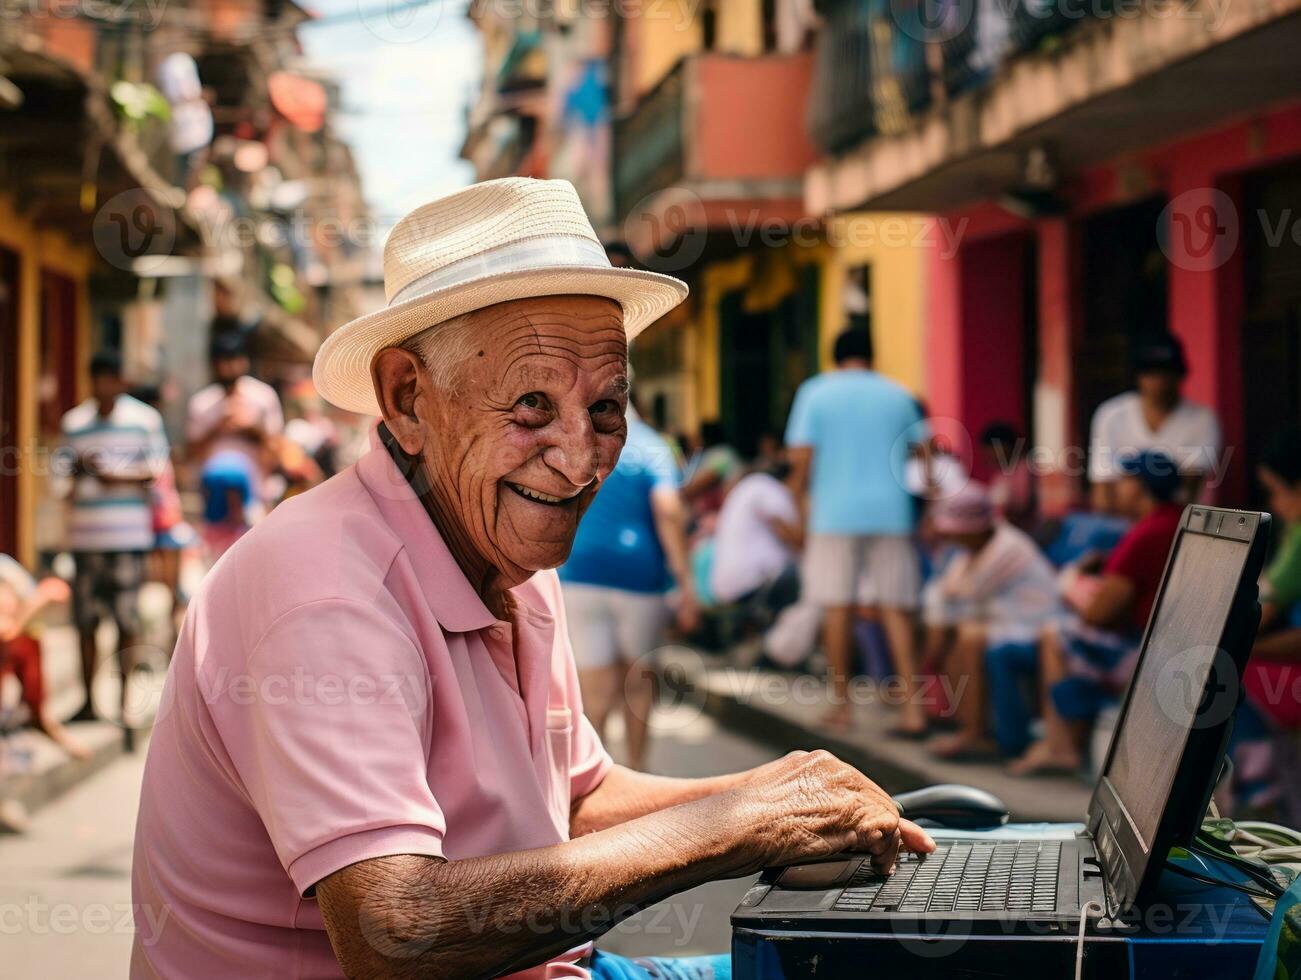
left=312, top=177, right=688, bottom=415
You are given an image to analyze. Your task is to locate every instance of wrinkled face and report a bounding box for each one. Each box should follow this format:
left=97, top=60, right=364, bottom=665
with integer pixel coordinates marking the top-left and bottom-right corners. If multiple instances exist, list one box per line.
left=390, top=295, right=629, bottom=585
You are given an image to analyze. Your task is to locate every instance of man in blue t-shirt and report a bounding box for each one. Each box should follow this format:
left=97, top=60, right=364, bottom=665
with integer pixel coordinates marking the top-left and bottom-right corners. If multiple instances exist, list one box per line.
left=786, top=329, right=926, bottom=735
left=559, top=407, right=697, bottom=771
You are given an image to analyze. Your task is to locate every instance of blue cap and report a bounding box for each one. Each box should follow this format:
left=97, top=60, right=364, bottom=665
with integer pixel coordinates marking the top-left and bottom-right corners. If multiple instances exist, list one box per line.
left=1117, top=449, right=1181, bottom=502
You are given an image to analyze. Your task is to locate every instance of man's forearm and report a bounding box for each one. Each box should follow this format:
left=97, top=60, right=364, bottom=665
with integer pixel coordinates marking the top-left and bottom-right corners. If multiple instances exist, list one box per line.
left=570, top=764, right=751, bottom=836
left=318, top=790, right=757, bottom=980
left=650, top=492, right=693, bottom=588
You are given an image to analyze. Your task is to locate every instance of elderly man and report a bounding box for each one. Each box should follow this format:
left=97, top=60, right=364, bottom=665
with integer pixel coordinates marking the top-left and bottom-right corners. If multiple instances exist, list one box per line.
left=131, top=178, right=931, bottom=979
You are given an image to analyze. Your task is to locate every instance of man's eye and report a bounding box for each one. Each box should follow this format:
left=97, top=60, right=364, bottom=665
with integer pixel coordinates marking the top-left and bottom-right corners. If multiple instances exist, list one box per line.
left=589, top=400, right=618, bottom=416
left=516, top=393, right=545, bottom=411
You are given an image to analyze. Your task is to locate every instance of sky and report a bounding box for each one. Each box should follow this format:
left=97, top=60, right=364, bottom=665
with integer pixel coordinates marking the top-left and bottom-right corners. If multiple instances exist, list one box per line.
left=299, top=0, right=482, bottom=233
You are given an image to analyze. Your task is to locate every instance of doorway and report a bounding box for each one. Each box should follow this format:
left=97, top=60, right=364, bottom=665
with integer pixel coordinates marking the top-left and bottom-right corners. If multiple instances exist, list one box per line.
left=0, top=247, right=18, bottom=557
left=1077, top=197, right=1170, bottom=444
left=1242, top=161, right=1301, bottom=509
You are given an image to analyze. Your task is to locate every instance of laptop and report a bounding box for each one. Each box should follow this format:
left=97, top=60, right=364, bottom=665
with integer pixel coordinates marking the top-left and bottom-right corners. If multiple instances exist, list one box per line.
left=733, top=505, right=1271, bottom=932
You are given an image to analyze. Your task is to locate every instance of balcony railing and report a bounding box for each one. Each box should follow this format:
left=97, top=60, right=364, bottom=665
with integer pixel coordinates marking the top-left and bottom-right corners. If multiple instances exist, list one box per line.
left=809, top=0, right=1099, bottom=157
left=613, top=52, right=815, bottom=224
left=613, top=60, right=687, bottom=221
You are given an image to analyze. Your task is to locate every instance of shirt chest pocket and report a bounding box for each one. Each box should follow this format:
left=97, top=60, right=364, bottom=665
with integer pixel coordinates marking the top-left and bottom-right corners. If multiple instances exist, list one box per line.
left=543, top=707, right=573, bottom=832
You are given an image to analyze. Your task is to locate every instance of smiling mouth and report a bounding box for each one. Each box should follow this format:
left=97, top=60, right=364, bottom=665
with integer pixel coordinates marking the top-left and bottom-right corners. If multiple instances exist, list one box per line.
left=506, top=482, right=579, bottom=506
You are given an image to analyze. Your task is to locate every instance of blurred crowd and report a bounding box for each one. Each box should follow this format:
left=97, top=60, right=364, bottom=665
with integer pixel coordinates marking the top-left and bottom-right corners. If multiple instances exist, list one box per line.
left=4, top=321, right=1301, bottom=832
left=559, top=328, right=1301, bottom=829
left=1, top=329, right=367, bottom=827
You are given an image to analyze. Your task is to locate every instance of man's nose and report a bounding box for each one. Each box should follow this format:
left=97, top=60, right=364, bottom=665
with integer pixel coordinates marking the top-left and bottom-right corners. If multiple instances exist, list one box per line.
left=542, top=416, right=600, bottom=488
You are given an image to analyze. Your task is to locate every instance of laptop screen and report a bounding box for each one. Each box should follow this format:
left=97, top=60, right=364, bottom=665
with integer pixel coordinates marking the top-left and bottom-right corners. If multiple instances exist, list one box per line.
left=1101, top=527, right=1250, bottom=851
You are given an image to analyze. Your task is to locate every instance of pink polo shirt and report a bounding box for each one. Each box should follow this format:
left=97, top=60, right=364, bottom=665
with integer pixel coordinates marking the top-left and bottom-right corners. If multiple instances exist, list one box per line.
left=132, top=430, right=612, bottom=978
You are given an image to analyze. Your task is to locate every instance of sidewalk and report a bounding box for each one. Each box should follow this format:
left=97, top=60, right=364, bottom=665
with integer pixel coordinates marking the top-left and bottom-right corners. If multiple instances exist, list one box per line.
left=1, top=582, right=173, bottom=827
left=1, top=626, right=124, bottom=823
left=693, top=660, right=1093, bottom=823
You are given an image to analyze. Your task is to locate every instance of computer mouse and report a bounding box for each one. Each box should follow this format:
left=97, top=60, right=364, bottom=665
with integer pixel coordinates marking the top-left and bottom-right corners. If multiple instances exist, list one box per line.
left=893, top=784, right=1011, bottom=829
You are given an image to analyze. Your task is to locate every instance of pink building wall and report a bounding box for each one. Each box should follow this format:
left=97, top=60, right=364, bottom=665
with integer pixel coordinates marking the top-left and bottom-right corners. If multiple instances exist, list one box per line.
left=927, top=102, right=1301, bottom=510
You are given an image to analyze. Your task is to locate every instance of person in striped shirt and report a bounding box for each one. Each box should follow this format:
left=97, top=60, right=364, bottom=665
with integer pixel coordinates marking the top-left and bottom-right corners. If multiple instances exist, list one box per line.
left=58, top=349, right=169, bottom=747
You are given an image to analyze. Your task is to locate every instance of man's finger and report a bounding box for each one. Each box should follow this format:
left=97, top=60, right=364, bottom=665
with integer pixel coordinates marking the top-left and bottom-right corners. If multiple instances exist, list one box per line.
left=899, top=819, right=936, bottom=854
left=870, top=829, right=901, bottom=873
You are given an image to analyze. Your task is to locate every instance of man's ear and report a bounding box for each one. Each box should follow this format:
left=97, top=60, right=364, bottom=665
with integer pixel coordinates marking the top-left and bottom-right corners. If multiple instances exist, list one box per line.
left=372, top=347, right=429, bottom=456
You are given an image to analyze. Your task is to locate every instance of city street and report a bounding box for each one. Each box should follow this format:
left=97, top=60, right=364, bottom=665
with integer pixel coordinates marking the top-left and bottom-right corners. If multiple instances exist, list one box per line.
left=0, top=705, right=773, bottom=977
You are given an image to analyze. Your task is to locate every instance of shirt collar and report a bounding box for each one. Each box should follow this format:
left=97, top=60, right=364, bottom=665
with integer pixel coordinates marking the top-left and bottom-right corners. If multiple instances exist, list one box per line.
left=355, top=424, right=498, bottom=633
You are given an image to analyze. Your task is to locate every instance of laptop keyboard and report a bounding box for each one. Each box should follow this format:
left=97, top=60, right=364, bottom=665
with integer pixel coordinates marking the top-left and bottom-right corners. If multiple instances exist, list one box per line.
left=833, top=841, right=1062, bottom=914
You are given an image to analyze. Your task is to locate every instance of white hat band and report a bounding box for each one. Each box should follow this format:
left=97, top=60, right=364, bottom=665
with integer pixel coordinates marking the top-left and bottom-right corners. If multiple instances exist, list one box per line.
left=389, top=235, right=611, bottom=306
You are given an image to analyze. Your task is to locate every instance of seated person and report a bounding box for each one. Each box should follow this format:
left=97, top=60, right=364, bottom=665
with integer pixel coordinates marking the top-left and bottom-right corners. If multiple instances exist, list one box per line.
left=708, top=456, right=801, bottom=625
left=132, top=186, right=934, bottom=980
left=1243, top=427, right=1301, bottom=731
left=681, top=421, right=742, bottom=517
left=1010, top=450, right=1183, bottom=776
left=980, top=421, right=1036, bottom=531
left=199, top=449, right=258, bottom=562
left=920, top=484, right=1060, bottom=759
left=0, top=555, right=88, bottom=759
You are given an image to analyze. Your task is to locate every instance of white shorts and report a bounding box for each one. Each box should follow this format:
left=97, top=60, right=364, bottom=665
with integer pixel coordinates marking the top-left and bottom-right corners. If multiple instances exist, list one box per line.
left=561, top=583, right=671, bottom=670
left=921, top=581, right=1052, bottom=648
left=802, top=533, right=921, bottom=610
left=922, top=579, right=978, bottom=629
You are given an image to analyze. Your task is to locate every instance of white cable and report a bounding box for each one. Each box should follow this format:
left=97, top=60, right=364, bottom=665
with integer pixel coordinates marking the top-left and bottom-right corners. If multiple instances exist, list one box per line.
left=1238, top=822, right=1301, bottom=847
left=1076, top=900, right=1106, bottom=980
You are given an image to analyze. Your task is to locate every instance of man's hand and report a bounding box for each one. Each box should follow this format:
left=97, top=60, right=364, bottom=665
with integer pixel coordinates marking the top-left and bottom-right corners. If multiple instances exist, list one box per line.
left=673, top=586, right=701, bottom=635
left=316, top=751, right=930, bottom=979
left=731, top=750, right=934, bottom=875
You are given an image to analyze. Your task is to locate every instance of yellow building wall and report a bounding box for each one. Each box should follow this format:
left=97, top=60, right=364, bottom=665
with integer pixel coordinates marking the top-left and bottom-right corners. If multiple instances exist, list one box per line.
left=632, top=0, right=702, bottom=96
left=695, top=252, right=752, bottom=423
left=637, top=218, right=926, bottom=439
left=0, top=195, right=94, bottom=566
left=716, top=0, right=762, bottom=56
left=817, top=212, right=926, bottom=395
left=630, top=0, right=764, bottom=96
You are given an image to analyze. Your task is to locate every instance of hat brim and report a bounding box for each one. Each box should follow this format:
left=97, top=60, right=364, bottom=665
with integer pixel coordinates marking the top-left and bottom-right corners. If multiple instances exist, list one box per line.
left=313, top=264, right=689, bottom=415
